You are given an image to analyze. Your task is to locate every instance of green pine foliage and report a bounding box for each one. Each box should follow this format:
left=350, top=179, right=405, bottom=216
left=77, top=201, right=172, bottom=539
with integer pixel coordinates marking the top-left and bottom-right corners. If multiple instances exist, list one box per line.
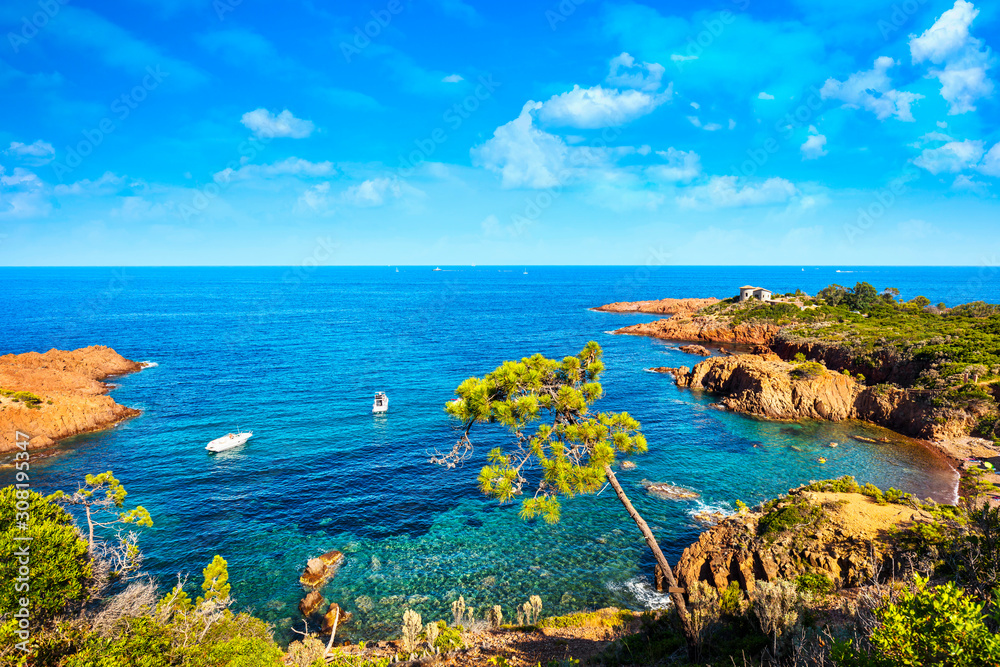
left=444, top=342, right=647, bottom=523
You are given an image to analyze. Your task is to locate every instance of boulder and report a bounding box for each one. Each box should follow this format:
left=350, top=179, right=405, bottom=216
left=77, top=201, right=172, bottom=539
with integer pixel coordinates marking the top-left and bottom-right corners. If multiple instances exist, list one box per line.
left=300, top=550, right=345, bottom=589
left=299, top=590, right=324, bottom=616
left=680, top=344, right=711, bottom=356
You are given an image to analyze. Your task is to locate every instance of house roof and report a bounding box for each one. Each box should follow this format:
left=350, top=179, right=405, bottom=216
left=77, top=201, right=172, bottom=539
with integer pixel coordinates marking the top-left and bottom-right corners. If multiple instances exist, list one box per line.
left=740, top=285, right=756, bottom=289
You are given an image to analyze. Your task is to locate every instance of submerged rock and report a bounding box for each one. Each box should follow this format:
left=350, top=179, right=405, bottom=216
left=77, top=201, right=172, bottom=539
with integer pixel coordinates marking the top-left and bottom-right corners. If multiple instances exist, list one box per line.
left=300, top=550, right=345, bottom=589
left=299, top=590, right=324, bottom=616
left=322, top=603, right=352, bottom=632
left=642, top=480, right=700, bottom=500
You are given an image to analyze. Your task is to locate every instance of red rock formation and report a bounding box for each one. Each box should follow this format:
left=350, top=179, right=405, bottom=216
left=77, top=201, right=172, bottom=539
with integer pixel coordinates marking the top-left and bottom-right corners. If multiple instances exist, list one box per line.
left=593, top=297, right=719, bottom=316
left=615, top=316, right=780, bottom=346
left=300, top=550, right=345, bottom=589
left=0, top=345, right=144, bottom=452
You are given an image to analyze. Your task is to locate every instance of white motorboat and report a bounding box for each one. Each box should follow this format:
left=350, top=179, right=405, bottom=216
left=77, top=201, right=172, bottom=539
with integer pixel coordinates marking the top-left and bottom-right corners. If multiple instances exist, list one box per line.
left=372, top=392, right=388, bottom=414
left=432, top=267, right=442, bottom=271
left=206, top=431, right=253, bottom=452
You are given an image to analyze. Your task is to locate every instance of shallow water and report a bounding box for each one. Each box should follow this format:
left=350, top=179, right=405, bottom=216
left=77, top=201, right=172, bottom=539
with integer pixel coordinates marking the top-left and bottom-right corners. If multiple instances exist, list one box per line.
left=0, top=266, right=975, bottom=641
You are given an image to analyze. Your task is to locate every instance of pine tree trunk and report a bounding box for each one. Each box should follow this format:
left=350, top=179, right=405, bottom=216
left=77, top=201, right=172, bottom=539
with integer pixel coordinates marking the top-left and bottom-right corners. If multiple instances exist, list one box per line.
left=603, top=464, right=696, bottom=648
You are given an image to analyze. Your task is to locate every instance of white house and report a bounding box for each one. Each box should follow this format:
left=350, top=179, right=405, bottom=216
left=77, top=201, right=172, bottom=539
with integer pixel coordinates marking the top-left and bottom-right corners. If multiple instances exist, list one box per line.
left=739, top=285, right=773, bottom=302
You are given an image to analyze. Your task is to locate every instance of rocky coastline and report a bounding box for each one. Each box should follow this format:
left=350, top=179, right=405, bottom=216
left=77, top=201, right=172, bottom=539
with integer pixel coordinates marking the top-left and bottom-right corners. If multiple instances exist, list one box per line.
left=599, top=297, right=1000, bottom=493
left=0, top=345, right=145, bottom=453
left=592, top=296, right=719, bottom=316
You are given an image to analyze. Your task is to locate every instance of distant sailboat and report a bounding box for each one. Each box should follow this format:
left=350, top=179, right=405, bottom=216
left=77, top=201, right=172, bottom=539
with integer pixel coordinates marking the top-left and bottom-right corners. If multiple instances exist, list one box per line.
left=395, top=267, right=399, bottom=273
left=433, top=267, right=442, bottom=271
left=523, top=268, right=528, bottom=274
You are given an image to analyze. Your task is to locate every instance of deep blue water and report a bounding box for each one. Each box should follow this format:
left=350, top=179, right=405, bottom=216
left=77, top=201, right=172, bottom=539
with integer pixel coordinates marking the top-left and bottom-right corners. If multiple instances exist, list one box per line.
left=0, top=266, right=985, bottom=641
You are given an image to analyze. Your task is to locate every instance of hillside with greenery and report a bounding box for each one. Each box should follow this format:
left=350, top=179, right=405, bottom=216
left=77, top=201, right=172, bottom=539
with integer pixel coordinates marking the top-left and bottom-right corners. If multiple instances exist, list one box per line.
left=696, top=282, right=1000, bottom=441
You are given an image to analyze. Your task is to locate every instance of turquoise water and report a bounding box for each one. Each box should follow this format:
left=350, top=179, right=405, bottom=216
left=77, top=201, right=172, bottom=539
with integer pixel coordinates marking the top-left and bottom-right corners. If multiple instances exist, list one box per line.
left=0, top=266, right=978, bottom=641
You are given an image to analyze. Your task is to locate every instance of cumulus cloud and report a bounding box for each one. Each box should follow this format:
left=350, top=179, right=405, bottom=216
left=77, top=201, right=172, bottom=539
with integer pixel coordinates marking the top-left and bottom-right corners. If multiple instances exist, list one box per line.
left=979, top=142, right=1000, bottom=176
left=6, top=140, right=55, bottom=165
left=534, top=84, right=670, bottom=129
left=240, top=108, right=315, bottom=138
left=913, top=139, right=985, bottom=174
left=471, top=101, right=612, bottom=188
left=820, top=57, right=923, bottom=121
left=472, top=102, right=569, bottom=188
left=606, top=52, right=665, bottom=91
left=0, top=165, right=49, bottom=218
left=801, top=126, right=828, bottom=160
left=909, top=0, right=994, bottom=114
left=687, top=116, right=721, bottom=131
left=296, top=182, right=331, bottom=212
left=442, top=74, right=464, bottom=83
left=647, top=148, right=702, bottom=182
left=757, top=92, right=775, bottom=100
left=341, top=177, right=403, bottom=207
left=953, top=173, right=990, bottom=194
left=216, top=157, right=336, bottom=182
left=677, top=176, right=797, bottom=209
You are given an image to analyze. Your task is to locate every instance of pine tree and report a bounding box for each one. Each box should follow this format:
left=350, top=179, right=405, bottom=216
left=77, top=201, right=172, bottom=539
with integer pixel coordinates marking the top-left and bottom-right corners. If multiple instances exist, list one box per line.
left=434, top=341, right=696, bottom=647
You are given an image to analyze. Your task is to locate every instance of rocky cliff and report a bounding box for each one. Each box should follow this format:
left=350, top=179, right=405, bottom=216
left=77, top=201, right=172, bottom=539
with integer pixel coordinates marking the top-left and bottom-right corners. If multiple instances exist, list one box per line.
left=615, top=316, right=779, bottom=346
left=665, top=354, right=949, bottom=439
left=671, top=487, right=934, bottom=597
left=0, top=346, right=145, bottom=452
left=593, top=297, right=720, bottom=316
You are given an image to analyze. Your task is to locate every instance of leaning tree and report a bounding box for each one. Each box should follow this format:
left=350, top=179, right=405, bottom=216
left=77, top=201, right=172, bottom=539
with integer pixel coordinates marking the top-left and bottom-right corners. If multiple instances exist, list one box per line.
left=433, top=341, right=695, bottom=645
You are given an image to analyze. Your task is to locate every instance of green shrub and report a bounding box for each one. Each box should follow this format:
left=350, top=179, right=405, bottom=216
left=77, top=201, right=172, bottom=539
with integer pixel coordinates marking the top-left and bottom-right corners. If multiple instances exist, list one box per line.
left=790, top=362, right=826, bottom=380
left=836, top=576, right=1000, bottom=666
left=795, top=573, right=833, bottom=597
left=793, top=352, right=807, bottom=363
left=719, top=581, right=745, bottom=616
left=432, top=620, right=463, bottom=651
left=0, top=488, right=91, bottom=622
left=758, top=499, right=823, bottom=538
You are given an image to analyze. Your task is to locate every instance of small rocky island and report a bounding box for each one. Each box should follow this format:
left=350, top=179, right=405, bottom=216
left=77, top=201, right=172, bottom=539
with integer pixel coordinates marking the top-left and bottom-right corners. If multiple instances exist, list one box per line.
left=0, top=345, right=145, bottom=452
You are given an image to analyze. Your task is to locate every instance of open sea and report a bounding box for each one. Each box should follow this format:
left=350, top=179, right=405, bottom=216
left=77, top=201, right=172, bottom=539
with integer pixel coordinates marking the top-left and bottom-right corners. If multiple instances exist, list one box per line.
left=0, top=266, right=990, bottom=641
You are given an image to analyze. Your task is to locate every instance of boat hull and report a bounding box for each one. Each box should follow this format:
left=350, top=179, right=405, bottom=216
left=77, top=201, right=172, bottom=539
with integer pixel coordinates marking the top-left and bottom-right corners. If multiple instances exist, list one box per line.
left=206, top=432, right=252, bottom=452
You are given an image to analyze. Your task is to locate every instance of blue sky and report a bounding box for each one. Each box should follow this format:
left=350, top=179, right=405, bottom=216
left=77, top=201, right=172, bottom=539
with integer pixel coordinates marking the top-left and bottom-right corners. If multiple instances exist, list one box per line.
left=0, top=0, right=998, bottom=265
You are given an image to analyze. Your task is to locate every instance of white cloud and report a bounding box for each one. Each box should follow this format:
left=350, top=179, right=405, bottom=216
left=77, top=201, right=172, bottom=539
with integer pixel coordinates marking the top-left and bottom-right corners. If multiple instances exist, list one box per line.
left=535, top=84, right=670, bottom=129
left=472, top=102, right=569, bottom=188
left=647, top=148, right=702, bottom=182
left=240, top=108, right=315, bottom=138
left=801, top=127, right=828, bottom=160
left=442, top=74, right=464, bottom=83
left=820, top=57, right=923, bottom=121
left=920, top=131, right=954, bottom=143
left=728, top=119, right=736, bottom=130
left=914, top=139, right=984, bottom=173
left=953, top=173, right=990, bottom=194
left=296, top=182, right=331, bottom=212
left=606, top=52, right=665, bottom=92
left=757, top=92, right=775, bottom=100
left=677, top=176, right=797, bottom=209
left=937, top=120, right=949, bottom=128
left=909, top=0, right=993, bottom=114
left=216, top=157, right=336, bottom=182
left=979, top=142, right=1000, bottom=176
left=690, top=102, right=700, bottom=109
left=342, top=177, right=403, bottom=207
left=6, top=140, right=55, bottom=165
left=0, top=165, right=49, bottom=218
left=53, top=171, right=128, bottom=196
left=671, top=54, right=697, bottom=62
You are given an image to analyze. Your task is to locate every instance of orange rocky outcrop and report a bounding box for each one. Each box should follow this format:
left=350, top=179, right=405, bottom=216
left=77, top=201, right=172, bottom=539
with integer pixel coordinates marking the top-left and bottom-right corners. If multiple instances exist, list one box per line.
left=615, top=316, right=780, bottom=346
left=0, top=345, right=144, bottom=453
left=671, top=489, right=934, bottom=597
left=593, top=297, right=719, bottom=316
